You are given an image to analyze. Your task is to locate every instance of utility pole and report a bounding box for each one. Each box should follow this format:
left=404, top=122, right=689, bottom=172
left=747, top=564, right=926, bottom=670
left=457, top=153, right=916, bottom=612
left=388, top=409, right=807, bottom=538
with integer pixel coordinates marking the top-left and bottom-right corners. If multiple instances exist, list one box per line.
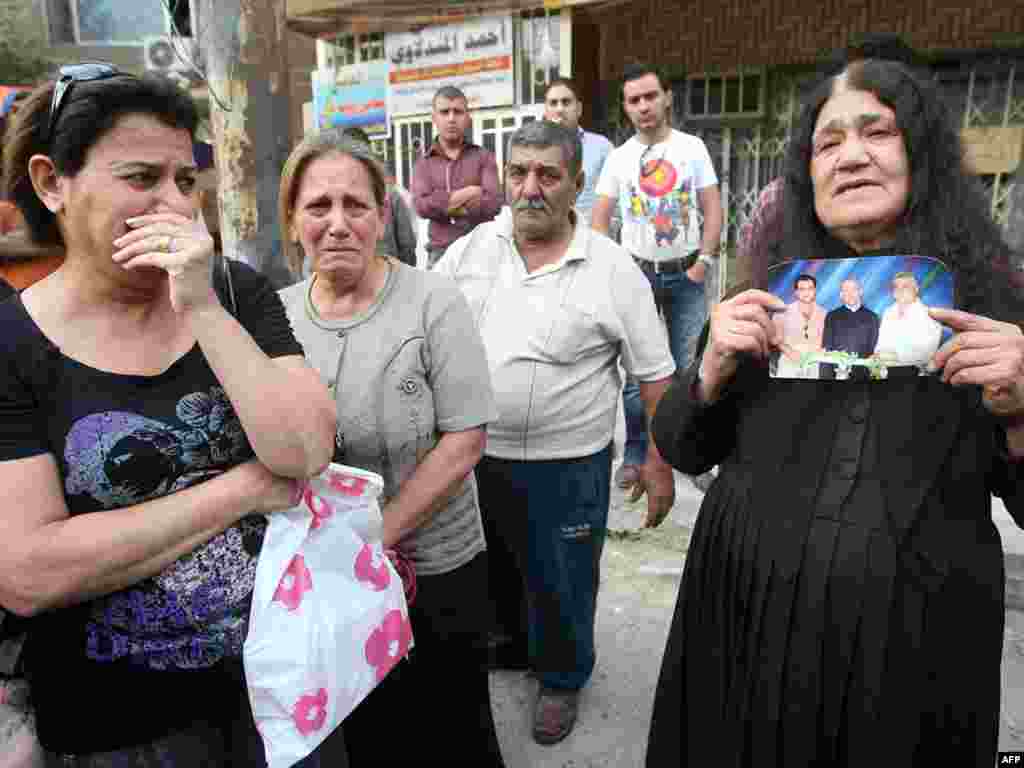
left=195, top=0, right=295, bottom=288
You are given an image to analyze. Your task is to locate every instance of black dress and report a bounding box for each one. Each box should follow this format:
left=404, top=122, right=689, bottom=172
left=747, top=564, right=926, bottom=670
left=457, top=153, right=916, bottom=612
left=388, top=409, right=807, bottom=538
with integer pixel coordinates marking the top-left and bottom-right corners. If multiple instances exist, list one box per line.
left=646, top=337, right=1024, bottom=766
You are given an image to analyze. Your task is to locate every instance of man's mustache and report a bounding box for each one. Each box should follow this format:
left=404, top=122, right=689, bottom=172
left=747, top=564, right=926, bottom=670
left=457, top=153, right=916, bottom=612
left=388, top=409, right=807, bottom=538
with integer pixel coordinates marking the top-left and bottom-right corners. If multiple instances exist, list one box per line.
left=512, top=197, right=547, bottom=212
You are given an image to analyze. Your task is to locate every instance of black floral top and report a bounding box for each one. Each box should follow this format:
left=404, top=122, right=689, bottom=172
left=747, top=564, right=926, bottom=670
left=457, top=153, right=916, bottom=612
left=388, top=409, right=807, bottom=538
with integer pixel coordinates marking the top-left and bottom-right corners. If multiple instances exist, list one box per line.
left=0, top=262, right=303, bottom=753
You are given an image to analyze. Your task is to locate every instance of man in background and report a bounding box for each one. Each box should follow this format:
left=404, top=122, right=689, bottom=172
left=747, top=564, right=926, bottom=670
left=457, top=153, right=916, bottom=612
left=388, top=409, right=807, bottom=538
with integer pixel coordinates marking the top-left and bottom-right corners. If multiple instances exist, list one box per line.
left=412, top=86, right=500, bottom=267
left=592, top=63, right=722, bottom=494
left=436, top=121, right=675, bottom=746
left=542, top=77, right=613, bottom=226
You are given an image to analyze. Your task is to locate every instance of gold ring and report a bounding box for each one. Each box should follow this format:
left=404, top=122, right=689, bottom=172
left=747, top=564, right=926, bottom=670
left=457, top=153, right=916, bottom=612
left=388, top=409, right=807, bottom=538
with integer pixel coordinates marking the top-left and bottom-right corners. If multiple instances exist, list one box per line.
left=160, top=235, right=170, bottom=253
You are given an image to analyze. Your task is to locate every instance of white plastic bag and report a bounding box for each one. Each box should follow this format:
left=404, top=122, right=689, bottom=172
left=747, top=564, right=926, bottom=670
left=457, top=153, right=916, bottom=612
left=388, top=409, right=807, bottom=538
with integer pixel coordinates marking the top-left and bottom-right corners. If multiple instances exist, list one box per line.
left=244, top=463, right=412, bottom=768
left=0, top=678, right=43, bottom=768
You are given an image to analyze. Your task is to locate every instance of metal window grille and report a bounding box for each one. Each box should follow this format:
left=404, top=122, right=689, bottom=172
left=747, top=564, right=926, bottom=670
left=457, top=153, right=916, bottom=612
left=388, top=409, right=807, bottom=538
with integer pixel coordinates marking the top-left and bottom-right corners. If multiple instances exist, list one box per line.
left=326, top=34, right=357, bottom=68
left=685, top=70, right=766, bottom=120
left=516, top=8, right=561, bottom=106
left=359, top=32, right=385, bottom=63
left=952, top=61, right=1023, bottom=229
left=326, top=32, right=385, bottom=67
left=478, top=113, right=536, bottom=177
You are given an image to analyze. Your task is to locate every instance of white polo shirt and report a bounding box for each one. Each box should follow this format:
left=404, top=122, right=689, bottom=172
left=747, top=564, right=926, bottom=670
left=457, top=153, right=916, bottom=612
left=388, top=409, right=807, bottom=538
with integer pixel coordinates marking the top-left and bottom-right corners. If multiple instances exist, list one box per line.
left=434, top=208, right=676, bottom=461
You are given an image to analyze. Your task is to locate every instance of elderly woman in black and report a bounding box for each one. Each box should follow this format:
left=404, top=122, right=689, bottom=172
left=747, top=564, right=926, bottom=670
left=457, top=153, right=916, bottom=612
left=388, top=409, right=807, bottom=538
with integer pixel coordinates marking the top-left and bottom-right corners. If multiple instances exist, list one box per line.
left=0, top=65, right=336, bottom=765
left=646, top=59, right=1024, bottom=767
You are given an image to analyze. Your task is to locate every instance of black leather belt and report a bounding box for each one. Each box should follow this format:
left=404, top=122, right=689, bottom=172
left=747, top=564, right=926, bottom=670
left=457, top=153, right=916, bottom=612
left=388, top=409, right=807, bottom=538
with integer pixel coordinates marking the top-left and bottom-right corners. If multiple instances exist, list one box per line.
left=633, top=252, right=698, bottom=274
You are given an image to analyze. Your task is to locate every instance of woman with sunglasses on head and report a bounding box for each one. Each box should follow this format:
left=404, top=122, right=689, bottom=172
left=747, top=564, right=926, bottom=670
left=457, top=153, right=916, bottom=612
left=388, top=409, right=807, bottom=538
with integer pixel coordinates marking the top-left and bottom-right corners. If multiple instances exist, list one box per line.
left=0, top=65, right=337, bottom=766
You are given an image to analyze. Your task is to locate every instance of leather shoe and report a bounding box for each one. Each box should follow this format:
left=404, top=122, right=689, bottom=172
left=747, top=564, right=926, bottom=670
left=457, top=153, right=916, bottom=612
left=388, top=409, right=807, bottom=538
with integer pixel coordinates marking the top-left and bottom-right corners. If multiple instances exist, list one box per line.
left=614, top=463, right=640, bottom=489
left=532, top=685, right=578, bottom=745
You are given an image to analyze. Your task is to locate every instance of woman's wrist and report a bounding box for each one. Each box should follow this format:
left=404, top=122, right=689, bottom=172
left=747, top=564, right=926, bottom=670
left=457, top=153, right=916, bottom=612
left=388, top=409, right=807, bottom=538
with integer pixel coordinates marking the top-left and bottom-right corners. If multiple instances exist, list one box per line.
left=693, top=354, right=724, bottom=405
left=181, top=291, right=227, bottom=326
left=223, top=460, right=293, bottom=518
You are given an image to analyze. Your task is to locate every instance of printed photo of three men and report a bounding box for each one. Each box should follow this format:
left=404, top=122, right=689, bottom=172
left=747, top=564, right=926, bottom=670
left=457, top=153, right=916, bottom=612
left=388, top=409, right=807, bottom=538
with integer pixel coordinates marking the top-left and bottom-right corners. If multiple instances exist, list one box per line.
left=766, top=255, right=954, bottom=380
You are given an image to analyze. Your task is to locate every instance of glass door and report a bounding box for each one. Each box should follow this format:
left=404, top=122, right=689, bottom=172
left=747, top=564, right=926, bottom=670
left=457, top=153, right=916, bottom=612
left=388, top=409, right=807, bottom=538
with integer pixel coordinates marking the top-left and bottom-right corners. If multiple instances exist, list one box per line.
left=393, top=118, right=434, bottom=190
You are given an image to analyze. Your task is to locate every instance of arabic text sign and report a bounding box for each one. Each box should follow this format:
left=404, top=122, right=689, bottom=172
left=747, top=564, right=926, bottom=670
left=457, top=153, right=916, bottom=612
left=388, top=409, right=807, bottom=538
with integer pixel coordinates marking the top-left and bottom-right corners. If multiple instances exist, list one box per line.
left=313, top=63, right=390, bottom=138
left=386, top=15, right=514, bottom=117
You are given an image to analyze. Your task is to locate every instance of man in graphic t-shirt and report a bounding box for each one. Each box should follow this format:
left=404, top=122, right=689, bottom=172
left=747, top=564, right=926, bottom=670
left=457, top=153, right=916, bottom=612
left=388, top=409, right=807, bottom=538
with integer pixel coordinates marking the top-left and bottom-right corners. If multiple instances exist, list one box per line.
left=592, top=63, right=722, bottom=494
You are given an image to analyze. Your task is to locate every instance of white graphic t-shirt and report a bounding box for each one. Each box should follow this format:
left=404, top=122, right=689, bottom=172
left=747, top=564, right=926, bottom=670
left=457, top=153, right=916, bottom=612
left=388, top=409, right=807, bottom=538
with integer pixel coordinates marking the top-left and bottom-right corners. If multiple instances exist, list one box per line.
left=595, top=129, right=718, bottom=261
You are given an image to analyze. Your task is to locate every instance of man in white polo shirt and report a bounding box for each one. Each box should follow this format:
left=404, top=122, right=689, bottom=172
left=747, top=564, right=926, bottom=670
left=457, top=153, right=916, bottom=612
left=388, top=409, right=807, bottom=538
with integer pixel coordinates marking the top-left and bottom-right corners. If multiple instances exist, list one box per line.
left=592, top=63, right=722, bottom=493
left=435, top=120, right=676, bottom=746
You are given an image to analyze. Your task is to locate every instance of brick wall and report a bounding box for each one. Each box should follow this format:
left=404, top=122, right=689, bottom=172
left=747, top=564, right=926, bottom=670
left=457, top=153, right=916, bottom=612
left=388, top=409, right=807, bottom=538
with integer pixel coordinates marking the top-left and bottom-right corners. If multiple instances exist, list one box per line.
left=588, top=0, right=1024, bottom=80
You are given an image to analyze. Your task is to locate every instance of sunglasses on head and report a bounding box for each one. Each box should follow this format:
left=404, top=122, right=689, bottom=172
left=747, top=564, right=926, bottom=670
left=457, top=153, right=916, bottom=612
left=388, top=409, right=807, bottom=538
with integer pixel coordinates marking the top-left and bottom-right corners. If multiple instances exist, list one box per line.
left=47, top=62, right=121, bottom=145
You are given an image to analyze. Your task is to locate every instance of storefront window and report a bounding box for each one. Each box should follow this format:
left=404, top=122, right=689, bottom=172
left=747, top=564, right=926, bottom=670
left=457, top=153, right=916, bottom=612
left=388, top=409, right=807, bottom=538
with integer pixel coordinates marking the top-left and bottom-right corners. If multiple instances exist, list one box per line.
left=76, top=0, right=169, bottom=43
left=359, top=33, right=385, bottom=63
left=47, top=0, right=186, bottom=44
left=326, top=35, right=356, bottom=68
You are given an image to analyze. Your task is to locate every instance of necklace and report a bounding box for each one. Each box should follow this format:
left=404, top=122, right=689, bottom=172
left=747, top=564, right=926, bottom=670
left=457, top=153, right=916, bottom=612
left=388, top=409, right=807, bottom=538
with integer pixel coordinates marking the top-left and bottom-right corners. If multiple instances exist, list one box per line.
left=638, top=141, right=668, bottom=180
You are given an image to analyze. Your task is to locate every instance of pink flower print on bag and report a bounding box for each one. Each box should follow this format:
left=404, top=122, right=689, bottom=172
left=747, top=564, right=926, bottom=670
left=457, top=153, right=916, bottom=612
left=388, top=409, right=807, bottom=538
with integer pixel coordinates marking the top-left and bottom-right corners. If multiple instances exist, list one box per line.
left=291, top=688, right=328, bottom=737
left=365, top=609, right=413, bottom=682
left=324, top=469, right=369, bottom=497
left=303, top=487, right=335, bottom=531
left=354, top=544, right=392, bottom=591
left=273, top=554, right=313, bottom=612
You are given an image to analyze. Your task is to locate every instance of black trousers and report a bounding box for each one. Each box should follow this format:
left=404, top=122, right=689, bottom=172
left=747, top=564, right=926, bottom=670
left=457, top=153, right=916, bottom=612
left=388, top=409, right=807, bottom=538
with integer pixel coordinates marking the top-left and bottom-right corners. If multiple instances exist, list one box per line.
left=342, top=551, right=505, bottom=766
left=42, top=658, right=344, bottom=767
left=474, top=448, right=611, bottom=690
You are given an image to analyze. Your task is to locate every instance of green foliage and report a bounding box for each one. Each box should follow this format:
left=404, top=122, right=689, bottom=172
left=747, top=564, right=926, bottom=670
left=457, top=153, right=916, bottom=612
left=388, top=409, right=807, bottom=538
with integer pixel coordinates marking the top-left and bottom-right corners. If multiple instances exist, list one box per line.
left=0, top=40, right=51, bottom=86
left=800, top=350, right=894, bottom=380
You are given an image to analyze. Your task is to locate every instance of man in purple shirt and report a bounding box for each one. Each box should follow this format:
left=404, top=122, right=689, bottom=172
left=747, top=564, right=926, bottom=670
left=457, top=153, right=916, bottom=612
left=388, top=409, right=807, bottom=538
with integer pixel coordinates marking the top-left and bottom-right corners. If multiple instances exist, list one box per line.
left=413, top=86, right=502, bottom=267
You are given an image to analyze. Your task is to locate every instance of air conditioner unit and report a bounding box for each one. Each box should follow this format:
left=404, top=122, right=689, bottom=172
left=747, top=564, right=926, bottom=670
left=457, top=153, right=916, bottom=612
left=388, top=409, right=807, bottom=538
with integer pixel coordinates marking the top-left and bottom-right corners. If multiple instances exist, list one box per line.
left=143, top=35, right=199, bottom=76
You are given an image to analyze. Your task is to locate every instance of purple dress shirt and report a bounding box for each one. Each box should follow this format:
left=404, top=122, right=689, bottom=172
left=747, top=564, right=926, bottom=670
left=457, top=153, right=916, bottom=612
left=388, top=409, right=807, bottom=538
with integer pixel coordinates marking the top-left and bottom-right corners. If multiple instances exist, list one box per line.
left=411, top=140, right=502, bottom=251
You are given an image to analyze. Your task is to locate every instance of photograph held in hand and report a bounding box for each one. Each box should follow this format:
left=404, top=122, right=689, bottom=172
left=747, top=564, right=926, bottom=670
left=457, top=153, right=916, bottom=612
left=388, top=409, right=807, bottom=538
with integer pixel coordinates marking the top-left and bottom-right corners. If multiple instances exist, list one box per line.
left=763, top=254, right=953, bottom=380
